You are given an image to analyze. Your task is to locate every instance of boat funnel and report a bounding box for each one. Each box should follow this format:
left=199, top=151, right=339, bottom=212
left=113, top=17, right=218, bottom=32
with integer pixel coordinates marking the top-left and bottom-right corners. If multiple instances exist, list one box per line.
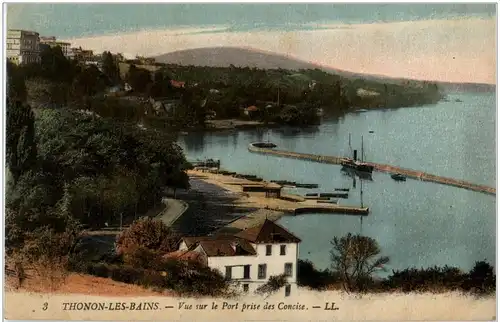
left=353, top=150, right=358, bottom=161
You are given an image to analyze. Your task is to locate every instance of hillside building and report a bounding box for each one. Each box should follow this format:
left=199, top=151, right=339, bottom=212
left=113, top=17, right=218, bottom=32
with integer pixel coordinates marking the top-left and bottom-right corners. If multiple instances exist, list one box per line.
left=6, top=29, right=41, bottom=65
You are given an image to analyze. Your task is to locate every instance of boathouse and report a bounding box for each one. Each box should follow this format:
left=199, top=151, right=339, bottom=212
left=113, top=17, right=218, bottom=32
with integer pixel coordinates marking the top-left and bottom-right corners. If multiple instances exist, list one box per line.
left=241, top=183, right=282, bottom=198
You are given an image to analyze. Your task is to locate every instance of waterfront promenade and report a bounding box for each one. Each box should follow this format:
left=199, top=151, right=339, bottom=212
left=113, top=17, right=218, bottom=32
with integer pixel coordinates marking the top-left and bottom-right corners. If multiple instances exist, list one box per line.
left=248, top=143, right=496, bottom=196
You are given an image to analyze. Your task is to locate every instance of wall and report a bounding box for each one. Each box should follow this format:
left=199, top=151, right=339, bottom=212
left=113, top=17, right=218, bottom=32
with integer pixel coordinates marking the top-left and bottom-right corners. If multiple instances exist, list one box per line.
left=207, top=242, right=299, bottom=295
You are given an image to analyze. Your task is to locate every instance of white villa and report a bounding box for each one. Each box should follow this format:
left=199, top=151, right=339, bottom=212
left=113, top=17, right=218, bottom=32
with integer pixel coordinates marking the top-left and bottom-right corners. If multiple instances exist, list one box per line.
left=174, top=219, right=302, bottom=296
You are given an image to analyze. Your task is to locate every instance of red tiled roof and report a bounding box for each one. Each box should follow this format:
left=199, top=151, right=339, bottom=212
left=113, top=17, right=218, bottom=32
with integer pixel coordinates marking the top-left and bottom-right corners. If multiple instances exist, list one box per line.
left=199, top=239, right=256, bottom=257
left=246, top=105, right=259, bottom=112
left=181, top=235, right=236, bottom=249
left=234, top=219, right=301, bottom=244
left=170, top=80, right=185, bottom=88
left=181, top=235, right=256, bottom=257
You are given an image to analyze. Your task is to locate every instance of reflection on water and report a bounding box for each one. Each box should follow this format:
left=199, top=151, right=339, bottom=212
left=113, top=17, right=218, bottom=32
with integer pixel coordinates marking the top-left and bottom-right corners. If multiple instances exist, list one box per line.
left=178, top=92, right=496, bottom=271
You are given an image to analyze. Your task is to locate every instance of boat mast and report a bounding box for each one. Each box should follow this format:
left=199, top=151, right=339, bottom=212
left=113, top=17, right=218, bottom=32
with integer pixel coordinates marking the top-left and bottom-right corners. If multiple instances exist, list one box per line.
left=361, top=135, right=364, bottom=162
left=348, top=133, right=352, bottom=156
left=360, top=175, right=364, bottom=235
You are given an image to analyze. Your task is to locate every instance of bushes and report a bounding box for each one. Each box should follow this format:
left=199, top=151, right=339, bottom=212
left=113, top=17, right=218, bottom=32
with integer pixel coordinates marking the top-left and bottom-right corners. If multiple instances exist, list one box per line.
left=72, top=258, right=231, bottom=297
left=384, top=266, right=465, bottom=293
left=109, top=265, right=144, bottom=284
left=381, top=261, right=495, bottom=295
left=89, top=263, right=110, bottom=278
left=255, top=274, right=288, bottom=296
left=116, top=217, right=180, bottom=257
left=122, top=246, right=164, bottom=270
left=297, top=259, right=339, bottom=290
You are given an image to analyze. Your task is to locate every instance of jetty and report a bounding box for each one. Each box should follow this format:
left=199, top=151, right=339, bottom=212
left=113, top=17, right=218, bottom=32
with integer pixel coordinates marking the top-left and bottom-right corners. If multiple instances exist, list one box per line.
left=248, top=143, right=496, bottom=196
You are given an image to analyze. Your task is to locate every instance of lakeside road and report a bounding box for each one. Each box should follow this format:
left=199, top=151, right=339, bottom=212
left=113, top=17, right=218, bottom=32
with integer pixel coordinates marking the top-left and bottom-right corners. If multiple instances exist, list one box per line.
left=171, top=173, right=281, bottom=236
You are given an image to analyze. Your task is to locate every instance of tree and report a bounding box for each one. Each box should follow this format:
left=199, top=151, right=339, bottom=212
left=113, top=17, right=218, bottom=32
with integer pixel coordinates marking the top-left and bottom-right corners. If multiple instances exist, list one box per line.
left=330, top=233, right=389, bottom=292
left=126, top=65, right=152, bottom=93
left=40, top=46, right=74, bottom=83
left=115, top=217, right=179, bottom=258
left=101, top=51, right=121, bottom=85
left=6, top=99, right=37, bottom=183
left=465, top=261, right=496, bottom=294
left=73, top=65, right=107, bottom=96
left=7, top=61, right=27, bottom=102
left=148, top=69, right=172, bottom=98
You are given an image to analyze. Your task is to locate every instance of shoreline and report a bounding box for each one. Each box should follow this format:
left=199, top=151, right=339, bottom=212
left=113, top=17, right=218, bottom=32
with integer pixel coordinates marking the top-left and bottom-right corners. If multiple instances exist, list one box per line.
left=185, top=169, right=367, bottom=232
left=177, top=98, right=452, bottom=135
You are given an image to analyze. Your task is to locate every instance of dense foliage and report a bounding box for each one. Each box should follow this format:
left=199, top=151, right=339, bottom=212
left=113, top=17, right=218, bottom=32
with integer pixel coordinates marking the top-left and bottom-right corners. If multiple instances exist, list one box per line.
left=10, top=45, right=442, bottom=132
left=69, top=259, right=231, bottom=297
left=116, top=217, right=180, bottom=266
left=297, top=234, right=495, bottom=295
left=6, top=54, right=190, bottom=272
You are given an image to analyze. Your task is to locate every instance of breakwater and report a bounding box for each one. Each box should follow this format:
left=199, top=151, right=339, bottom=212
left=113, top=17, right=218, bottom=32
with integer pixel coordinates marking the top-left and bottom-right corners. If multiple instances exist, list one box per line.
left=248, top=143, right=496, bottom=196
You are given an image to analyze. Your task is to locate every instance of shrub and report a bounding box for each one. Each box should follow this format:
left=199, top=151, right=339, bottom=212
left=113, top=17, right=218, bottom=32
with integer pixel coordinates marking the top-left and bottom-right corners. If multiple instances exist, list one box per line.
left=122, top=246, right=164, bottom=270
left=109, top=265, right=144, bottom=284
left=88, top=263, right=110, bottom=278
left=255, top=274, right=288, bottom=296
left=462, top=261, right=496, bottom=295
left=384, top=266, right=467, bottom=293
left=138, top=270, right=167, bottom=289
left=160, top=259, right=230, bottom=296
left=115, top=217, right=179, bottom=257
left=297, top=259, right=339, bottom=290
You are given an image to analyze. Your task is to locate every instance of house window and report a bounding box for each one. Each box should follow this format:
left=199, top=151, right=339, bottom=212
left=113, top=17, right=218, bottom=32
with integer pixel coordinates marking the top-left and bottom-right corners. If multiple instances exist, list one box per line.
left=280, top=245, right=286, bottom=255
left=285, top=284, right=291, bottom=297
left=284, top=263, right=293, bottom=277
left=258, top=264, right=267, bottom=279
left=243, top=284, right=249, bottom=293
left=244, top=265, right=250, bottom=279
left=266, top=245, right=272, bottom=256
left=225, top=266, right=232, bottom=280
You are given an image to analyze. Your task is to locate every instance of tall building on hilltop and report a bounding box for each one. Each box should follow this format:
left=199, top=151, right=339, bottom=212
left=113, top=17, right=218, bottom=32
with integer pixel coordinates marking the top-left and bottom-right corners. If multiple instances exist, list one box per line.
left=6, top=29, right=40, bottom=65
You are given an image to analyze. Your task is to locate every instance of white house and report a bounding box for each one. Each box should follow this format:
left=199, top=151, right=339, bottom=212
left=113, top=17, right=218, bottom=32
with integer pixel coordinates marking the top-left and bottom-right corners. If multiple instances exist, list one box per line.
left=176, top=219, right=301, bottom=296
left=6, top=29, right=41, bottom=65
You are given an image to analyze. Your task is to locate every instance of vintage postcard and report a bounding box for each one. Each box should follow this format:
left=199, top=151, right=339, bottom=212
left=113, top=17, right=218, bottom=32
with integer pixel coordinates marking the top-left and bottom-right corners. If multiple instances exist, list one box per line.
left=3, top=2, right=497, bottom=321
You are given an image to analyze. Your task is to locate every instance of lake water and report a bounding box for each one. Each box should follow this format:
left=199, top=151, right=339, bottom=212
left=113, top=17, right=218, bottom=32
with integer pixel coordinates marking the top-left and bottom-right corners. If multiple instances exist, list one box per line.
left=178, top=92, right=496, bottom=273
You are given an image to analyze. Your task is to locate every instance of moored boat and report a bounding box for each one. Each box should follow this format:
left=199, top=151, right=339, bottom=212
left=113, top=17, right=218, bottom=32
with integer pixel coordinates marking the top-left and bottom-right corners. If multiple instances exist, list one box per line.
left=391, top=173, right=406, bottom=181
left=341, top=158, right=374, bottom=173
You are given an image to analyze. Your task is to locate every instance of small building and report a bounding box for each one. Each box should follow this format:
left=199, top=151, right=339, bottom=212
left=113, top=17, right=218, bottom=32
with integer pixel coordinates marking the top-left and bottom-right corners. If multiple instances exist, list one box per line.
left=244, top=105, right=259, bottom=117
left=7, top=29, right=41, bottom=65
left=241, top=183, right=282, bottom=198
left=170, top=80, right=186, bottom=89
left=174, top=219, right=301, bottom=296
left=39, top=36, right=72, bottom=58
left=71, top=47, right=94, bottom=63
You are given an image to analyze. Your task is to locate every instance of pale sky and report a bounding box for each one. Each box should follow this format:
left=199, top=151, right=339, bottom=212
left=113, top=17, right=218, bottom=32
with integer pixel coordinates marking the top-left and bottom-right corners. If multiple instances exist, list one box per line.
left=6, top=4, right=497, bottom=84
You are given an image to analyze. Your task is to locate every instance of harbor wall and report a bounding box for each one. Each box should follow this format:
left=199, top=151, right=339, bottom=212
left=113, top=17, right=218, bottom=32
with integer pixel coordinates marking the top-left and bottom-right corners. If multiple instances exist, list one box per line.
left=248, top=143, right=496, bottom=196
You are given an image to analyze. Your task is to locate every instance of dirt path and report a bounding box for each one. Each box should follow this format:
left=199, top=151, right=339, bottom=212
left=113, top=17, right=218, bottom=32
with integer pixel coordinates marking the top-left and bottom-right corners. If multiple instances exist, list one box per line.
left=158, top=198, right=189, bottom=227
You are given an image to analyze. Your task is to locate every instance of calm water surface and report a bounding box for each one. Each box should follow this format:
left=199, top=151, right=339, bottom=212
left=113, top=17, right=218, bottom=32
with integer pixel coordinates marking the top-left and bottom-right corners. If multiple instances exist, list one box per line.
left=178, top=92, right=496, bottom=272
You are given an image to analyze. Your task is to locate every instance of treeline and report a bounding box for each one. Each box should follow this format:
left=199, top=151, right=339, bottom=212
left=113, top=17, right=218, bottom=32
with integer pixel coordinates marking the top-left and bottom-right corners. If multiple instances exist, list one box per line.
left=298, top=233, right=495, bottom=295
left=9, top=46, right=443, bottom=131
left=6, top=55, right=191, bottom=279
left=298, top=260, right=495, bottom=295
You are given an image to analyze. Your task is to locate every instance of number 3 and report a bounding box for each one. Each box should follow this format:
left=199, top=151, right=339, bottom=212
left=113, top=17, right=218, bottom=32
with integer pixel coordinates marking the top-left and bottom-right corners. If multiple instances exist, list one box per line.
left=42, top=302, right=48, bottom=311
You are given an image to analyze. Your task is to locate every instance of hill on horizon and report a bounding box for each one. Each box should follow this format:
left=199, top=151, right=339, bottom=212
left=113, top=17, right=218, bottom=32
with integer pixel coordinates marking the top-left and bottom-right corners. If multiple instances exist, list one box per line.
left=155, top=47, right=495, bottom=92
